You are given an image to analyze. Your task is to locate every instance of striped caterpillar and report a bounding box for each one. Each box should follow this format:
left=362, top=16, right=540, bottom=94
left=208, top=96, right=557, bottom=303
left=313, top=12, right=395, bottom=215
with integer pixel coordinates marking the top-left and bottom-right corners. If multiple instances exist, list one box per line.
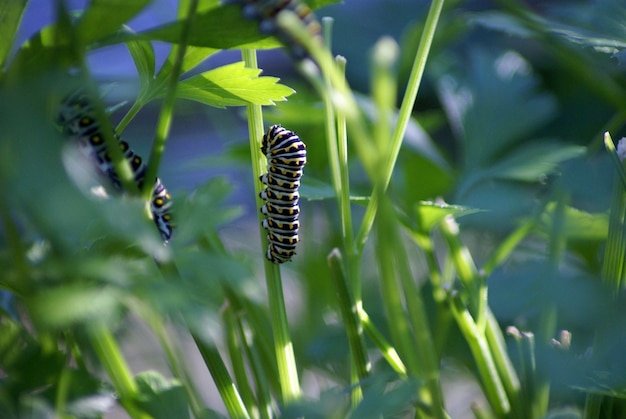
left=259, top=124, right=306, bottom=263
left=233, top=0, right=322, bottom=60
left=57, top=90, right=174, bottom=242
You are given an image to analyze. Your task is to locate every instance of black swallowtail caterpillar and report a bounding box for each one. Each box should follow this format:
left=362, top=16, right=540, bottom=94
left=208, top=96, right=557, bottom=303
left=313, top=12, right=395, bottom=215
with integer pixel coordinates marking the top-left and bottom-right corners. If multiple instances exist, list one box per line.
left=259, top=124, right=306, bottom=263
left=231, top=0, right=322, bottom=60
left=56, top=90, right=174, bottom=242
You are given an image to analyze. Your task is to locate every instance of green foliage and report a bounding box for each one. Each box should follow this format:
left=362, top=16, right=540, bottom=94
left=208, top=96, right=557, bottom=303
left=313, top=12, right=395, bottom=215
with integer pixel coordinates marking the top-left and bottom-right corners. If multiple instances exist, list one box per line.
left=2, top=0, right=626, bottom=418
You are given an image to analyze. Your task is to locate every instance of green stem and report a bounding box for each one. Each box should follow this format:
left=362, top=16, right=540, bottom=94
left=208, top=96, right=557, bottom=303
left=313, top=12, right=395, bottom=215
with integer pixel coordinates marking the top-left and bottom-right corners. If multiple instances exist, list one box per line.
left=358, top=308, right=407, bottom=379
left=485, top=310, right=523, bottom=417
left=192, top=334, right=251, bottom=419
left=374, top=200, right=420, bottom=379
left=354, top=0, right=445, bottom=253
left=439, top=215, right=487, bottom=332
left=328, top=249, right=370, bottom=384
left=242, top=48, right=301, bottom=404
left=115, top=100, right=143, bottom=134
left=231, top=306, right=273, bottom=419
left=88, top=322, right=149, bottom=419
left=223, top=303, right=261, bottom=416
left=143, top=307, right=205, bottom=418
left=394, top=242, right=446, bottom=417
left=141, top=0, right=198, bottom=200
left=449, top=295, right=510, bottom=417
left=602, top=132, right=626, bottom=291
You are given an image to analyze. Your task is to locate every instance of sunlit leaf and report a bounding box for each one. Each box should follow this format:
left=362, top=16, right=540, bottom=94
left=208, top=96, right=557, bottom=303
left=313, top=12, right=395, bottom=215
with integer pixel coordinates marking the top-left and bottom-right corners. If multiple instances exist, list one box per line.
left=171, top=62, right=294, bottom=108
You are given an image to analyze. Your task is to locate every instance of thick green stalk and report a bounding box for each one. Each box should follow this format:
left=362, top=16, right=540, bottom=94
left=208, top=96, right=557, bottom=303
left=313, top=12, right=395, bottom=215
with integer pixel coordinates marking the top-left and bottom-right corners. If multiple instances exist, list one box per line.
left=141, top=0, right=198, bottom=200
left=242, top=49, right=301, bottom=404
left=88, top=322, right=150, bottom=419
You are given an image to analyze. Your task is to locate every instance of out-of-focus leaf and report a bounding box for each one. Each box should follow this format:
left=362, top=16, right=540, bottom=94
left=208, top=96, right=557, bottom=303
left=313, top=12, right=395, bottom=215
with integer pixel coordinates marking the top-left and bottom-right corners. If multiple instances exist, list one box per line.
left=414, top=201, right=482, bottom=233
left=350, top=377, right=419, bottom=418
left=0, top=315, right=27, bottom=369
left=139, top=5, right=280, bottom=50
left=486, top=143, right=585, bottom=182
left=77, top=0, right=152, bottom=45
left=472, top=2, right=626, bottom=54
left=468, top=11, right=535, bottom=39
left=307, top=0, right=341, bottom=10
left=459, top=143, right=586, bottom=196
left=172, top=178, right=241, bottom=244
left=438, top=49, right=557, bottom=172
left=135, top=371, right=189, bottom=419
left=540, top=203, right=608, bottom=242
left=170, top=62, right=294, bottom=108
left=27, top=285, right=122, bottom=329
left=299, top=177, right=335, bottom=201
left=0, top=0, right=27, bottom=68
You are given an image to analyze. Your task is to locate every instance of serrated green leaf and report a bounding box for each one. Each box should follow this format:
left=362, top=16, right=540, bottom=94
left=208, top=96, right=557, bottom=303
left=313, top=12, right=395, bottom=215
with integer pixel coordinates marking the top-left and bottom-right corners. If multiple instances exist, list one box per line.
left=77, top=0, right=152, bottom=45
left=171, top=62, right=294, bottom=108
left=0, top=0, right=27, bottom=68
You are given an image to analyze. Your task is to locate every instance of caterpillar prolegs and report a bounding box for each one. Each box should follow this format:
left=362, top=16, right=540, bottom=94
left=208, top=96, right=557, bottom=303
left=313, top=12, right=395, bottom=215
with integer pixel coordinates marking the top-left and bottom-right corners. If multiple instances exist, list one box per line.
left=259, top=124, right=306, bottom=263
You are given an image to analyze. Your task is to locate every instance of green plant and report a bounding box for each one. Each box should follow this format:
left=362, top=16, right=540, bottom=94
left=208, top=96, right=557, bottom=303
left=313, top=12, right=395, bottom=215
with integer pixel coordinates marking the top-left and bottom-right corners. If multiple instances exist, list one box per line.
left=3, top=0, right=626, bottom=418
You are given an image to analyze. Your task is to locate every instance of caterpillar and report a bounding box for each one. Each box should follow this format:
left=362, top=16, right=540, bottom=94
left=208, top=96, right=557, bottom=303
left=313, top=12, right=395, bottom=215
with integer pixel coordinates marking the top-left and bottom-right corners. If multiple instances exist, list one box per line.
left=259, top=124, right=306, bottom=263
left=56, top=89, right=174, bottom=242
left=232, top=0, right=322, bottom=60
